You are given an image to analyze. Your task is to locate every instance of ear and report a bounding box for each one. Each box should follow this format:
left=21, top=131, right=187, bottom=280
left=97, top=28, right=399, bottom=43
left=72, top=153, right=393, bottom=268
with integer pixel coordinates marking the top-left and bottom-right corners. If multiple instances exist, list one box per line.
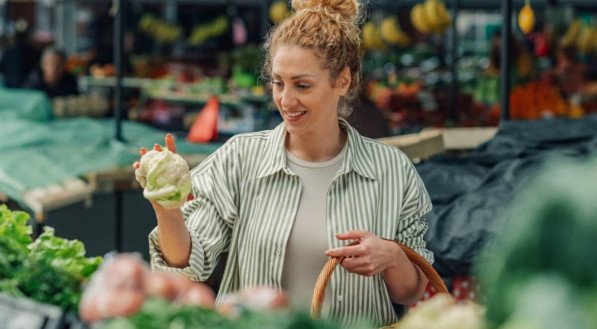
left=336, top=66, right=351, bottom=96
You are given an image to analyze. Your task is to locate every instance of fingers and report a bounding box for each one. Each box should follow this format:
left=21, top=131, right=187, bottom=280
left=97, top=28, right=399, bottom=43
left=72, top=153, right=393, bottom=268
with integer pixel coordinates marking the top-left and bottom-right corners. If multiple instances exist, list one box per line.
left=140, top=147, right=147, bottom=156
left=165, top=133, right=176, bottom=153
left=340, top=259, right=381, bottom=277
left=133, top=161, right=140, bottom=169
left=325, top=244, right=365, bottom=258
left=153, top=144, right=163, bottom=151
left=335, top=230, right=370, bottom=241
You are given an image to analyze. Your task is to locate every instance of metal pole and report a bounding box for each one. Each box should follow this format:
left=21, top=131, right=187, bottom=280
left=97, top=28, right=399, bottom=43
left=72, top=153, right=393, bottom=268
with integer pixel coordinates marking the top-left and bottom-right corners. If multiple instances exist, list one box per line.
left=500, top=0, right=512, bottom=121
left=112, top=0, right=125, bottom=252
left=113, top=0, right=125, bottom=142
left=450, top=0, right=459, bottom=122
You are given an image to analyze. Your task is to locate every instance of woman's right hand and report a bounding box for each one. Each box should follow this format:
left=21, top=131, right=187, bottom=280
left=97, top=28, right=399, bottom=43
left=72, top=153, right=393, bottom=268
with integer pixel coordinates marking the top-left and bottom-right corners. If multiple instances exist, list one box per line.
left=133, top=134, right=191, bottom=209
left=134, top=134, right=191, bottom=267
left=132, top=133, right=177, bottom=171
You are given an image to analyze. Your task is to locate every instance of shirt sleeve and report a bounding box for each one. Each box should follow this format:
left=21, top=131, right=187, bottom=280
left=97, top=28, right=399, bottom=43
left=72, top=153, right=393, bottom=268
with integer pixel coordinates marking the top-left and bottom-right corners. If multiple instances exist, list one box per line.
left=395, top=159, right=434, bottom=264
left=149, top=139, right=240, bottom=281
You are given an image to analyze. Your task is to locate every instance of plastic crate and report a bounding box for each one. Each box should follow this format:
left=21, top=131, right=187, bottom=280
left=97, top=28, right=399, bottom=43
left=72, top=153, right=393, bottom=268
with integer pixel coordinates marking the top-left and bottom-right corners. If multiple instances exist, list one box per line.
left=0, top=293, right=65, bottom=329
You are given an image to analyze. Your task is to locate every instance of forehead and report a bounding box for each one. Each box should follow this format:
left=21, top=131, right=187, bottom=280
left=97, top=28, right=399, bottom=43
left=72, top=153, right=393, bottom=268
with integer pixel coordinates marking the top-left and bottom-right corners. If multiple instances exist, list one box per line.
left=43, top=53, right=63, bottom=63
left=271, top=45, right=326, bottom=76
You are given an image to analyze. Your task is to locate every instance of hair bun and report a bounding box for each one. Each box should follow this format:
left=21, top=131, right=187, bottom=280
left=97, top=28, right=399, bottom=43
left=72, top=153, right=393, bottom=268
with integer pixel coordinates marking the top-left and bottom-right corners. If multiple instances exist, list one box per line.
left=291, top=0, right=360, bottom=22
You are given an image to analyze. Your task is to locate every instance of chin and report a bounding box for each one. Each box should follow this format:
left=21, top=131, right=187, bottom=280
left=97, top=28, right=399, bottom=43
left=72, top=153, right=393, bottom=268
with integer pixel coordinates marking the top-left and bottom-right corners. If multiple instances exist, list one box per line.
left=283, top=122, right=306, bottom=136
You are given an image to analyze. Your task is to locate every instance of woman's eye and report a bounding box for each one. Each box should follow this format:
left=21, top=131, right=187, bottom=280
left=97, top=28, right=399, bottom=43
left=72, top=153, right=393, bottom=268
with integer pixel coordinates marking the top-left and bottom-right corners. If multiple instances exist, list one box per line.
left=297, top=84, right=310, bottom=90
left=272, top=81, right=283, bottom=87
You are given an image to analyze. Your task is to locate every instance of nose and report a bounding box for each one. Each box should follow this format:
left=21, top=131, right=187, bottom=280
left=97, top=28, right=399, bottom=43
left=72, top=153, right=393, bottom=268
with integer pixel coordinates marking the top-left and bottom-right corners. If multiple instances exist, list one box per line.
left=279, top=87, right=297, bottom=109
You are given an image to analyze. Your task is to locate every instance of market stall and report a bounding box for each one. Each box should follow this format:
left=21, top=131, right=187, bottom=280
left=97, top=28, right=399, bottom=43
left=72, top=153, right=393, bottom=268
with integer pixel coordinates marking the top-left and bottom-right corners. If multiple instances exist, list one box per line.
left=1, top=0, right=597, bottom=327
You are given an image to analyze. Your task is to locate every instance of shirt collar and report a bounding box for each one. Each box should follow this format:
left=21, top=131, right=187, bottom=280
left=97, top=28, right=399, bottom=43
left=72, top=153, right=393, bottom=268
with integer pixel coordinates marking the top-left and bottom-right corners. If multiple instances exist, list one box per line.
left=257, top=118, right=377, bottom=180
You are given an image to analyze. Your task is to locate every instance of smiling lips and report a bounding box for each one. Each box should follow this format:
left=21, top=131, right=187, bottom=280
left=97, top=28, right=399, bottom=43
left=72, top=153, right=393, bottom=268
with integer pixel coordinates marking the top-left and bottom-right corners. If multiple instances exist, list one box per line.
left=286, top=111, right=306, bottom=117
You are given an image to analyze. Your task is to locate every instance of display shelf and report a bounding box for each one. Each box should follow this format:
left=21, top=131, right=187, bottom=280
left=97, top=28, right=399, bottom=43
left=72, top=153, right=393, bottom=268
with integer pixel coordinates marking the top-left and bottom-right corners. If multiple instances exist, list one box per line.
left=21, top=179, right=92, bottom=223
left=79, top=75, right=181, bottom=91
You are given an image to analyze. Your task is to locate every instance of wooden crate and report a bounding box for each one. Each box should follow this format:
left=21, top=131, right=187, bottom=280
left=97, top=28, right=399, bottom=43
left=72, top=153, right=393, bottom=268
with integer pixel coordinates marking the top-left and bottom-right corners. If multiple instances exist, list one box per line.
left=424, top=127, right=498, bottom=150
left=377, top=130, right=445, bottom=162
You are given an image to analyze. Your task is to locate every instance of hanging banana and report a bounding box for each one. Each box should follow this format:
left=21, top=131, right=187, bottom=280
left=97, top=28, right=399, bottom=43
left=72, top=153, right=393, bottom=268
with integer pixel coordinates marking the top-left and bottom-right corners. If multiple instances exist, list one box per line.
left=362, top=21, right=387, bottom=51
left=437, top=1, right=452, bottom=30
left=423, top=0, right=445, bottom=34
left=380, top=16, right=411, bottom=47
left=576, top=25, right=592, bottom=55
left=411, top=3, right=432, bottom=34
left=560, top=19, right=581, bottom=48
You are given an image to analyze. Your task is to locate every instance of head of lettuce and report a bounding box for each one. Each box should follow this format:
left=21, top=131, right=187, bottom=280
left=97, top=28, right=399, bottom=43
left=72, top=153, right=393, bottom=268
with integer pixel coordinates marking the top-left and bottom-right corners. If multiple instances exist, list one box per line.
left=134, top=148, right=191, bottom=209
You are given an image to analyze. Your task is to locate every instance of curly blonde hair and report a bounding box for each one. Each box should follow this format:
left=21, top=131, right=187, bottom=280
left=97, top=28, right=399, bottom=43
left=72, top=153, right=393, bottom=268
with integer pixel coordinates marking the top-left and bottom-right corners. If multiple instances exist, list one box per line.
left=262, top=0, right=364, bottom=117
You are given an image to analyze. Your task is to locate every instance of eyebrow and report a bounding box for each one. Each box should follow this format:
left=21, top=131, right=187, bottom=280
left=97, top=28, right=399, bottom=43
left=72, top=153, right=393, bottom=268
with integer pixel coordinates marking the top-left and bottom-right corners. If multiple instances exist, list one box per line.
left=272, top=73, right=315, bottom=80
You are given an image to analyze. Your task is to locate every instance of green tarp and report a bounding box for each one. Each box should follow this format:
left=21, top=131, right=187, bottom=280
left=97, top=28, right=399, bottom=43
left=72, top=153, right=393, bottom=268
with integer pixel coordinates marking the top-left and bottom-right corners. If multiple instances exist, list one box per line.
left=0, top=89, right=221, bottom=206
left=0, top=88, right=53, bottom=122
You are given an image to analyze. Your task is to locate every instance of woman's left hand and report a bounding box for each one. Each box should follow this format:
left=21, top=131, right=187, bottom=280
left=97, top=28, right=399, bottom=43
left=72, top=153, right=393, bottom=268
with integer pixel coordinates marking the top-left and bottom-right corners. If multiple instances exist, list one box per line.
left=325, top=230, right=400, bottom=277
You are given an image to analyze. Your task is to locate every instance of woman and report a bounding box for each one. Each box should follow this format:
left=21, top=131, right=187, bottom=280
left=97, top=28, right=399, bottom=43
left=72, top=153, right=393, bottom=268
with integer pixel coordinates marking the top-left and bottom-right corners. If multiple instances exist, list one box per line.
left=139, top=0, right=432, bottom=326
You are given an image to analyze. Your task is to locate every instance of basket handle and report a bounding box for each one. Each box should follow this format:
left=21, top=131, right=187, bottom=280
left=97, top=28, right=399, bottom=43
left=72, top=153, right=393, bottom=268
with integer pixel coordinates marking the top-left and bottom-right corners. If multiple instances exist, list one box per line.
left=311, top=240, right=449, bottom=319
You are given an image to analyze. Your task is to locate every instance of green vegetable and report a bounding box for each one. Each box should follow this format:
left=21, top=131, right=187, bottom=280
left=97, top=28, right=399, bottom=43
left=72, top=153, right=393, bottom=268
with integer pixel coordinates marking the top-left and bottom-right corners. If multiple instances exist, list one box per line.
left=398, top=294, right=485, bottom=329
left=99, top=297, right=354, bottom=329
left=135, top=148, right=191, bottom=209
left=0, top=205, right=102, bottom=311
left=0, top=205, right=32, bottom=278
left=101, top=298, right=234, bottom=329
left=476, top=158, right=597, bottom=329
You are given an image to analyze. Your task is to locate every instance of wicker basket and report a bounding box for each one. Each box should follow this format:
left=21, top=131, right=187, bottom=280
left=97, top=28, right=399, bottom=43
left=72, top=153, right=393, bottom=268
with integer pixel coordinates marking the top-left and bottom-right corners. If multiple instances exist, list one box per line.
left=310, top=241, right=449, bottom=328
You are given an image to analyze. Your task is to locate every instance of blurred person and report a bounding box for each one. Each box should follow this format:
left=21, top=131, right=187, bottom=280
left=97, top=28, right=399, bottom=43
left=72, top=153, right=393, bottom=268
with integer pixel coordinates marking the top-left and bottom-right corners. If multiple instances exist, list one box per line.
left=552, top=45, right=587, bottom=97
left=0, top=19, right=40, bottom=88
left=487, top=31, right=535, bottom=82
left=24, top=47, right=79, bottom=98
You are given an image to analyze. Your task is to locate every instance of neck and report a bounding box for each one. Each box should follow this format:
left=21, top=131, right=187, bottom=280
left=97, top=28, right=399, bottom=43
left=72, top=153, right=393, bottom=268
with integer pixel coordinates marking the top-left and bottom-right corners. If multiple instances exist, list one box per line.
left=285, top=121, right=347, bottom=162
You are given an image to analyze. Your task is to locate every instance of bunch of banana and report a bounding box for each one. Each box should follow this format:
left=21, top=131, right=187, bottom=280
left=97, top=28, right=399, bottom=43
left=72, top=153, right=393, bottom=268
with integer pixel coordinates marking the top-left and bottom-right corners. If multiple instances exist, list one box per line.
left=576, top=25, right=597, bottom=55
left=188, top=16, right=230, bottom=46
left=138, top=14, right=183, bottom=44
left=591, top=26, right=597, bottom=54
left=410, top=0, right=452, bottom=35
left=269, top=1, right=290, bottom=23
left=362, top=21, right=387, bottom=51
left=560, top=19, right=581, bottom=48
left=380, top=16, right=411, bottom=47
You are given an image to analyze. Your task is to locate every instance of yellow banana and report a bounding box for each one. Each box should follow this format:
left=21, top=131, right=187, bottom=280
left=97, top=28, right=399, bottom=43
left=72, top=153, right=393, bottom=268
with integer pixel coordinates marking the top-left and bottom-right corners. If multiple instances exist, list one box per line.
left=362, top=22, right=387, bottom=51
left=589, top=26, right=597, bottom=54
left=560, top=19, right=581, bottom=48
left=423, top=0, right=445, bottom=34
left=372, top=24, right=388, bottom=50
left=269, top=1, right=289, bottom=23
left=362, top=22, right=376, bottom=50
left=380, top=16, right=411, bottom=47
left=437, top=1, right=452, bottom=30
left=576, top=25, right=592, bottom=55
left=411, top=3, right=431, bottom=34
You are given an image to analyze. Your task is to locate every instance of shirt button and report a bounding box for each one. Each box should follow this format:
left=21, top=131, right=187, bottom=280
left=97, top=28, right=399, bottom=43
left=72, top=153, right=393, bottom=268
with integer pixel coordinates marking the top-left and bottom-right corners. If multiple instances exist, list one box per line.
left=337, top=295, right=343, bottom=302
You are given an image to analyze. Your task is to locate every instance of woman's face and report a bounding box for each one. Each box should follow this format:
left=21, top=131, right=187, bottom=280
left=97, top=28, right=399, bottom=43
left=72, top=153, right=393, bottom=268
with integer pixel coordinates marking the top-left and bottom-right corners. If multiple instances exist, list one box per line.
left=271, top=45, right=349, bottom=138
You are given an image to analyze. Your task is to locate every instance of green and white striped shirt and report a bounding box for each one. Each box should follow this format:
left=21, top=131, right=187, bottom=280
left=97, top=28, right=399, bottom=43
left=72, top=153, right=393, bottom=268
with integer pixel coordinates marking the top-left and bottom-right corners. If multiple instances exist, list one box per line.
left=149, top=119, right=433, bottom=327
